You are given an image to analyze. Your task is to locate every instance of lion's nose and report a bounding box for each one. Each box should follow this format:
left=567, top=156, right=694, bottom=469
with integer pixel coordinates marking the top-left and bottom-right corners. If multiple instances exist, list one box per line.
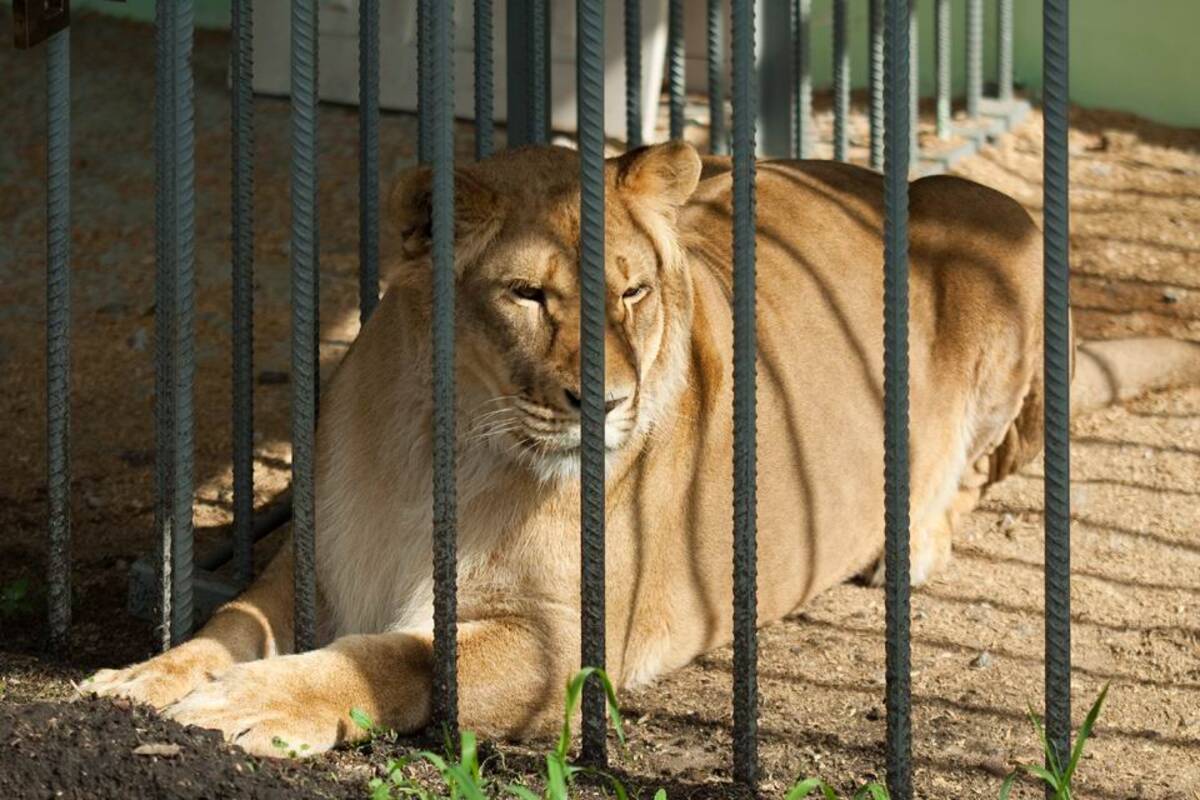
left=563, top=388, right=626, bottom=415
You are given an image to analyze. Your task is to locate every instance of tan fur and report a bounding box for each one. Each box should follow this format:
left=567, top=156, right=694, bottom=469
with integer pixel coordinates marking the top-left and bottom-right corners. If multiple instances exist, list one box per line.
left=88, top=143, right=1198, bottom=757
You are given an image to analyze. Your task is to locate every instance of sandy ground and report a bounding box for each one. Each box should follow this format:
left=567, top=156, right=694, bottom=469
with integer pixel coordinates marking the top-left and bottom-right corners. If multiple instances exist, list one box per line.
left=1, top=11, right=1198, bottom=800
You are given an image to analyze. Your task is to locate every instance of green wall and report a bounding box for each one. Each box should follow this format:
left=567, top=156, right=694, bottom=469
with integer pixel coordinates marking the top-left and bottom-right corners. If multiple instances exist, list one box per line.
left=79, top=0, right=1200, bottom=128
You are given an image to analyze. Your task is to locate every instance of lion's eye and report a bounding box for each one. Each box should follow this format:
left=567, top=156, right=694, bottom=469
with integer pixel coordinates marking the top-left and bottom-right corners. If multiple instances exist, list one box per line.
left=510, top=284, right=546, bottom=305
left=622, top=284, right=650, bottom=302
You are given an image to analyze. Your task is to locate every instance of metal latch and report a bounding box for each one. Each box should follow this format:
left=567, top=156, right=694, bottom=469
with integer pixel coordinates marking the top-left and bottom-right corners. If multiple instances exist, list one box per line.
left=12, top=0, right=125, bottom=50
left=13, top=0, right=69, bottom=49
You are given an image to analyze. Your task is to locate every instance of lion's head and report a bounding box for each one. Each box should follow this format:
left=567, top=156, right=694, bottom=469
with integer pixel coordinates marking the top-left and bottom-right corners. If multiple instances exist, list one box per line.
left=391, top=142, right=703, bottom=483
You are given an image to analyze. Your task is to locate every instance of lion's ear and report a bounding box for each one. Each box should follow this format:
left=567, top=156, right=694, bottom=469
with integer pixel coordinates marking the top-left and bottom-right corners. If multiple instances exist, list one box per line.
left=615, top=141, right=702, bottom=209
left=389, top=165, right=505, bottom=261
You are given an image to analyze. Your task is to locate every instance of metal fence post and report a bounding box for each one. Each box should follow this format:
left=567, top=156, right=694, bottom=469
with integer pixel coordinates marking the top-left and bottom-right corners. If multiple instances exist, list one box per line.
left=708, top=0, right=727, bottom=154
left=155, top=0, right=197, bottom=650
left=934, top=0, right=949, bottom=139
left=791, top=0, right=811, bottom=159
left=965, top=0, right=982, bottom=119
left=290, top=0, right=319, bottom=653
left=578, top=0, right=608, bottom=769
left=731, top=0, right=758, bottom=786
left=869, top=0, right=884, bottom=169
left=833, top=0, right=849, bottom=162
left=46, top=26, right=72, bottom=653
left=359, top=0, right=381, bottom=322
left=1042, top=0, right=1072, bottom=777
left=669, top=0, right=685, bottom=140
left=475, top=0, right=495, bottom=158
left=997, top=0, right=1014, bottom=102
left=430, top=0, right=460, bottom=739
left=626, top=0, right=643, bottom=148
left=909, top=0, right=919, bottom=164
left=883, top=0, right=913, bottom=795
left=231, top=0, right=256, bottom=586
left=506, top=0, right=551, bottom=147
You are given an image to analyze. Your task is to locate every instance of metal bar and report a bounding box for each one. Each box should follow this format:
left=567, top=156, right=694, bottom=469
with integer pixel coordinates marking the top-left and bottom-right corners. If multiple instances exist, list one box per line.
left=475, top=0, right=495, bottom=158
left=1043, top=0, right=1072, bottom=776
left=790, top=0, right=810, bottom=159
left=430, top=0, right=459, bottom=739
left=707, top=0, right=726, bottom=154
left=668, top=0, right=685, bottom=140
left=577, top=0, right=607, bottom=769
left=231, top=0, right=255, bottom=588
left=883, top=0, right=913, bottom=795
left=505, top=0, right=551, bottom=147
left=45, top=27, right=71, bottom=652
left=359, top=0, right=380, bottom=322
left=290, top=0, right=319, bottom=653
left=626, top=0, right=642, bottom=148
left=832, top=0, right=849, bottom=162
left=965, top=0, right=982, bottom=119
left=997, top=0, right=1014, bottom=101
left=909, top=0, right=919, bottom=164
left=731, top=0, right=758, bottom=787
left=934, top=0, right=949, bottom=139
left=154, top=0, right=177, bottom=652
left=530, top=0, right=549, bottom=144
left=154, top=0, right=197, bottom=649
left=869, top=0, right=884, bottom=169
left=418, top=0, right=431, bottom=162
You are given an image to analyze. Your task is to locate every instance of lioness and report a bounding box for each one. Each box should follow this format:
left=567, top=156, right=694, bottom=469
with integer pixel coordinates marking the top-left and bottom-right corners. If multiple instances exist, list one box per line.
left=89, top=142, right=1199, bottom=756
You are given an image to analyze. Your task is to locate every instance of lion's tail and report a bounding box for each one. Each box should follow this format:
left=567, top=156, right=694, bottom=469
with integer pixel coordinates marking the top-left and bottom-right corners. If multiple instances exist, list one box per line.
left=984, top=336, right=1199, bottom=487
left=1071, top=337, right=1200, bottom=414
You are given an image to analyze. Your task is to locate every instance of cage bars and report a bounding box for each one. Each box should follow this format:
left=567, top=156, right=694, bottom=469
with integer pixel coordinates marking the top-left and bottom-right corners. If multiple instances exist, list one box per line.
left=883, top=0, right=914, bottom=796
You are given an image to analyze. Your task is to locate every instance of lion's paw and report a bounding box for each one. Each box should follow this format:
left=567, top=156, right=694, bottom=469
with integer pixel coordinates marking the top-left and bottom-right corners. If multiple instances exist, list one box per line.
left=84, top=640, right=233, bottom=710
left=164, top=655, right=350, bottom=758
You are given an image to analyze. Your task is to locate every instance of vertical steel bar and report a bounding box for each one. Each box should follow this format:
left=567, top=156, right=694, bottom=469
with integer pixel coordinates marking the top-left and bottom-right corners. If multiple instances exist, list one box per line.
left=1043, top=0, right=1072, bottom=776
left=505, top=0, right=551, bottom=147
left=707, top=0, right=726, bottom=154
left=418, top=0, right=432, bottom=163
left=832, top=0, right=849, bottom=162
left=965, top=0, right=982, bottom=119
left=231, top=0, right=255, bottom=587
left=869, top=0, right=884, bottom=170
left=731, top=0, right=758, bottom=787
left=290, top=0, right=319, bottom=653
left=668, top=0, right=685, bottom=140
left=430, top=0, right=460, bottom=739
left=530, top=0, right=549, bottom=144
left=883, top=0, right=913, bottom=795
left=626, top=0, right=643, bottom=148
left=934, top=0, right=949, bottom=139
left=359, top=0, right=380, bottom=322
left=475, top=0, right=495, bottom=158
left=997, top=0, right=1014, bottom=101
left=577, top=0, right=608, bottom=769
left=791, top=0, right=810, bottom=159
left=909, top=0, right=919, bottom=165
left=45, top=28, right=71, bottom=652
left=154, top=0, right=197, bottom=649
left=154, top=0, right=177, bottom=652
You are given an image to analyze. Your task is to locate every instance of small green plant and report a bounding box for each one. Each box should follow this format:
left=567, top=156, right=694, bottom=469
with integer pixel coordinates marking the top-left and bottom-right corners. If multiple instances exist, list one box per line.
left=786, top=684, right=1110, bottom=800
left=999, top=682, right=1109, bottom=800
left=365, top=668, right=634, bottom=800
left=784, top=778, right=888, bottom=800
left=0, top=578, right=32, bottom=617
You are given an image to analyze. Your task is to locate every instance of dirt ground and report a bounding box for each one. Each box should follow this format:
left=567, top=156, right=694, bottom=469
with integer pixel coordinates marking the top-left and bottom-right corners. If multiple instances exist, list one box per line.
left=1, top=11, right=1198, bottom=800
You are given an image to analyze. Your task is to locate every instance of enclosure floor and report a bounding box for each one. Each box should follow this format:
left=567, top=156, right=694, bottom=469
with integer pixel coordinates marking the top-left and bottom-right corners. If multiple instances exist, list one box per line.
left=1, top=10, right=1198, bottom=800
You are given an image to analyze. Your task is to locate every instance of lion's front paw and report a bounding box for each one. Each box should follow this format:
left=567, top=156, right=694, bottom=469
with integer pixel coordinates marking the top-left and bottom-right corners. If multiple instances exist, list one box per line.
left=164, top=653, right=354, bottom=758
left=85, top=639, right=234, bottom=709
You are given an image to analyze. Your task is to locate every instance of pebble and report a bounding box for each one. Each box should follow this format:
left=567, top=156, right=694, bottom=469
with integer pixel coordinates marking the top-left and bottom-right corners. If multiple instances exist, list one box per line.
left=969, top=651, right=994, bottom=669
left=133, top=743, right=182, bottom=758
left=1162, top=287, right=1183, bottom=304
